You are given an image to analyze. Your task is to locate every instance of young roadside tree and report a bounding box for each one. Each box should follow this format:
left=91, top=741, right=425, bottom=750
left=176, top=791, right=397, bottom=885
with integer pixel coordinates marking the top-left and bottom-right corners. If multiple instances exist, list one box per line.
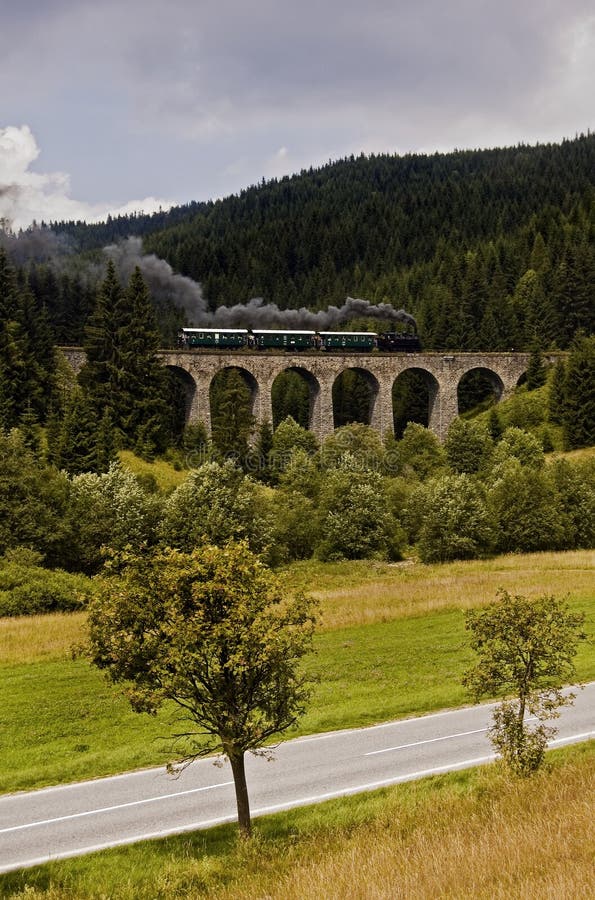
left=463, top=591, right=586, bottom=776
left=86, top=543, right=318, bottom=837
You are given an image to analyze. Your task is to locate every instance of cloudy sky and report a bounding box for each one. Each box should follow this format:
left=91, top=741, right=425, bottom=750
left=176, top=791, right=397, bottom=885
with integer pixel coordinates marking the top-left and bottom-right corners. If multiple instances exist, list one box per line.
left=1, top=0, right=593, bottom=230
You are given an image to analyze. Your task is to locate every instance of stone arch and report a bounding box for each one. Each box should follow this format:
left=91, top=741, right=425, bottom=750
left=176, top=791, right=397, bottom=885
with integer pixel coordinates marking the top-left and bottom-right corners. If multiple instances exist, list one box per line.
left=392, top=367, right=440, bottom=437
left=271, top=366, right=321, bottom=430
left=332, top=366, right=380, bottom=428
left=209, top=365, right=260, bottom=422
left=457, top=366, right=504, bottom=414
left=163, top=365, right=198, bottom=432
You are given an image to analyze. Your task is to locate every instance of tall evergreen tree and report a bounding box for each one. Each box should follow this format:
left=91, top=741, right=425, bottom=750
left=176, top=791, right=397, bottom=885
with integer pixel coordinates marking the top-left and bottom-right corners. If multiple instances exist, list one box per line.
left=562, top=336, right=595, bottom=449
left=79, top=263, right=168, bottom=455
left=78, top=260, right=125, bottom=428
left=525, top=341, right=547, bottom=390
left=548, top=358, right=567, bottom=425
left=119, top=266, right=169, bottom=455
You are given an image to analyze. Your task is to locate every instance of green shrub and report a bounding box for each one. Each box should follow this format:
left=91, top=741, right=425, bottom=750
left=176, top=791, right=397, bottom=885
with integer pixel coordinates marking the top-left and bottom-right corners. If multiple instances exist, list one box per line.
left=0, top=556, right=93, bottom=617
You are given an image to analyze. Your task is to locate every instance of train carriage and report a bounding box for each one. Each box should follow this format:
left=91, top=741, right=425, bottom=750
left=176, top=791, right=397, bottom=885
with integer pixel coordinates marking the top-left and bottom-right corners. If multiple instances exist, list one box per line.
left=252, top=330, right=317, bottom=350
left=179, top=328, right=249, bottom=349
left=318, top=332, right=377, bottom=352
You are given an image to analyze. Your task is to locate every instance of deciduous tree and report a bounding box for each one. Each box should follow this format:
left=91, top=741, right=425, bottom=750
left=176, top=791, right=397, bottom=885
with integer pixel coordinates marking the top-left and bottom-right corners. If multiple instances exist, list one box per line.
left=463, top=591, right=586, bottom=775
left=87, top=543, right=318, bottom=836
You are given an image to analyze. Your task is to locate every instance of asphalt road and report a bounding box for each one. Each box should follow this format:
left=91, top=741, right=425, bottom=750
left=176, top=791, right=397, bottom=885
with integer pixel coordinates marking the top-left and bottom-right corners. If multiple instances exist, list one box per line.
left=1, top=684, right=593, bottom=874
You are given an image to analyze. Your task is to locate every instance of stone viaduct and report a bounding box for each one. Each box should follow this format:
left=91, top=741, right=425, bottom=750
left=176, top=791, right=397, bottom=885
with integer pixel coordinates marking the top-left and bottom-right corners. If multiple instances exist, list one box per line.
left=60, top=348, right=557, bottom=442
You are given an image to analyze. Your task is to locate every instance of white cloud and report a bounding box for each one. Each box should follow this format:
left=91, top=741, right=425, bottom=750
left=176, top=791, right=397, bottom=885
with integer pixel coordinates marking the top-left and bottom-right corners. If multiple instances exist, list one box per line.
left=0, top=125, right=173, bottom=231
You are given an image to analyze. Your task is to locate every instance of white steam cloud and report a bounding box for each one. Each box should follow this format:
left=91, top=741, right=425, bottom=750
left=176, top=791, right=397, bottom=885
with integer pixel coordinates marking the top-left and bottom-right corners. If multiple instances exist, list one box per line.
left=0, top=125, right=173, bottom=231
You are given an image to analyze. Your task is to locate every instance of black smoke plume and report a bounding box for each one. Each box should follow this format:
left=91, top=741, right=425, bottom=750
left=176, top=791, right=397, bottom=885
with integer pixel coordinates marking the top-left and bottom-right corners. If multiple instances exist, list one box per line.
left=105, top=237, right=418, bottom=332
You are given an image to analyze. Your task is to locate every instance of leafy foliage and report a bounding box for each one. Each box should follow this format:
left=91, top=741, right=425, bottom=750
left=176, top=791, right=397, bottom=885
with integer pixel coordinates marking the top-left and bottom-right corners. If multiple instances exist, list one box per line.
left=65, top=463, right=161, bottom=573
left=463, top=591, right=587, bottom=775
left=160, top=460, right=272, bottom=556
left=415, top=474, right=493, bottom=563
left=0, top=552, right=93, bottom=616
left=315, top=455, right=401, bottom=561
left=86, top=543, right=318, bottom=834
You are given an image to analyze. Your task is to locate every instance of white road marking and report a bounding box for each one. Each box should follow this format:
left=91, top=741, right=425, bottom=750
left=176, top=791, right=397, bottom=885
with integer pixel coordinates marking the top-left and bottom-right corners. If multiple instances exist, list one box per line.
left=0, top=781, right=234, bottom=836
left=1, top=730, right=592, bottom=876
left=549, top=731, right=595, bottom=746
left=364, top=727, right=488, bottom=756
left=0, top=755, right=495, bottom=874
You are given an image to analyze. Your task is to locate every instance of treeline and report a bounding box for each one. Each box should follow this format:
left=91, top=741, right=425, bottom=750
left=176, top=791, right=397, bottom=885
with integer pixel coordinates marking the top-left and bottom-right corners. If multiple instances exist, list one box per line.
left=1, top=414, right=593, bottom=614
left=5, top=135, right=594, bottom=354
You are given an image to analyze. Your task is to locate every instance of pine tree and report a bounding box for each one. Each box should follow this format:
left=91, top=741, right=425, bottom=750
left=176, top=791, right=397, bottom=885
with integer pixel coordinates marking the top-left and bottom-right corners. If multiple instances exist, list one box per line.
left=119, top=266, right=169, bottom=454
left=78, top=260, right=125, bottom=428
left=548, top=359, right=567, bottom=425
left=562, top=336, right=595, bottom=449
left=525, top=341, right=547, bottom=390
left=79, top=263, right=168, bottom=455
left=55, top=388, right=101, bottom=475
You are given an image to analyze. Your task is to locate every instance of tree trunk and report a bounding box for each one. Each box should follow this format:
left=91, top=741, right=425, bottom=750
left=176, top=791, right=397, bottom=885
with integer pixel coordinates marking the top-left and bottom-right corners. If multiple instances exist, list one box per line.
left=229, top=751, right=251, bottom=838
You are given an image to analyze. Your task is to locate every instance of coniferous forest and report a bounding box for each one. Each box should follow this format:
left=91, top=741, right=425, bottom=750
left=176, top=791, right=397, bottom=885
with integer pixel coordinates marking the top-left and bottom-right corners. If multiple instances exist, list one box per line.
left=41, top=132, right=595, bottom=352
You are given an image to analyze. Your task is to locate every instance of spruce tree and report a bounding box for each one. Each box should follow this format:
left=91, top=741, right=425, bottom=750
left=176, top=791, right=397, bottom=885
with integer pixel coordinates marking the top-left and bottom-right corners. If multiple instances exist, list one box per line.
left=562, top=336, right=595, bottom=449
left=548, top=359, right=567, bottom=425
left=79, top=263, right=168, bottom=455
left=79, top=260, right=125, bottom=430
left=525, top=341, right=547, bottom=390
left=55, top=388, right=101, bottom=475
left=119, top=266, right=169, bottom=455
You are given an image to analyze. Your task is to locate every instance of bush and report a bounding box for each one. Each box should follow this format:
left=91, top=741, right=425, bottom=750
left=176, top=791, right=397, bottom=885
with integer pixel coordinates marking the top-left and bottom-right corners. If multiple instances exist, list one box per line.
left=415, top=474, right=493, bottom=563
left=396, top=423, right=446, bottom=480
left=65, top=463, right=162, bottom=573
left=0, top=555, right=93, bottom=617
left=160, top=460, right=273, bottom=556
left=315, top=455, right=402, bottom=561
left=320, top=424, right=386, bottom=472
left=445, top=418, right=493, bottom=474
left=488, top=459, right=566, bottom=553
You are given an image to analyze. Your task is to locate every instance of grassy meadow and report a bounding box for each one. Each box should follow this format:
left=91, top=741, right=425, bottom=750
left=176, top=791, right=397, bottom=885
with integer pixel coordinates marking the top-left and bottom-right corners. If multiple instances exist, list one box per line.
left=1, top=550, right=593, bottom=793
left=2, top=741, right=593, bottom=899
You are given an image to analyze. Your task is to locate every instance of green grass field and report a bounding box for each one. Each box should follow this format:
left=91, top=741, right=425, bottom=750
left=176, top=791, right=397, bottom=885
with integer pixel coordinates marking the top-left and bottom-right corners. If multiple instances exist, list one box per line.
left=1, top=550, right=593, bottom=794
left=1, top=742, right=592, bottom=899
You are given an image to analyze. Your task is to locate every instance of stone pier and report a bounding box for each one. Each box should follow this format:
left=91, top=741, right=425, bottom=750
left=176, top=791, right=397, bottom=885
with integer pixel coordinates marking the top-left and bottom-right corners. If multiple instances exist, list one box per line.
left=59, top=348, right=554, bottom=442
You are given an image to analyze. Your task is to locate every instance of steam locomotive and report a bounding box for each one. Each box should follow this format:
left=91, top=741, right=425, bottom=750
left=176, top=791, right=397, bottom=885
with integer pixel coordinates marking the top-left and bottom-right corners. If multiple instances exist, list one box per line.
left=178, top=328, right=422, bottom=352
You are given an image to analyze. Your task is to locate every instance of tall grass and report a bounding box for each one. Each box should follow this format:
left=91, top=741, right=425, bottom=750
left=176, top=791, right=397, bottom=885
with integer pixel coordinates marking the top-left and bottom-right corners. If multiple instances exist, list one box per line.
left=288, top=550, right=595, bottom=630
left=0, top=612, right=86, bottom=665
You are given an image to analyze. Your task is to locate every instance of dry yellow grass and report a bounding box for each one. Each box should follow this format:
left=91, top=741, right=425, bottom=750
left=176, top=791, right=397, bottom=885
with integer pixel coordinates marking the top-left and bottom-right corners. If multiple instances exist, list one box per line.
left=309, top=550, right=595, bottom=630
left=221, top=749, right=595, bottom=900
left=1, top=550, right=592, bottom=664
left=0, top=612, right=86, bottom=665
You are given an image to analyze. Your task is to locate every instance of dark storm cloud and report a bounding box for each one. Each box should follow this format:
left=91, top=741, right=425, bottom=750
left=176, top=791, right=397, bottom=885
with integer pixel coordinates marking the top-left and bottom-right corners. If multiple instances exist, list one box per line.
left=1, top=0, right=593, bottom=225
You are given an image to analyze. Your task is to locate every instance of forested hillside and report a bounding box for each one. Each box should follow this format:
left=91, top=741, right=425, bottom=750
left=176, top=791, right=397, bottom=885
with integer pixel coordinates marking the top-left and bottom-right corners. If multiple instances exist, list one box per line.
left=48, top=133, right=595, bottom=351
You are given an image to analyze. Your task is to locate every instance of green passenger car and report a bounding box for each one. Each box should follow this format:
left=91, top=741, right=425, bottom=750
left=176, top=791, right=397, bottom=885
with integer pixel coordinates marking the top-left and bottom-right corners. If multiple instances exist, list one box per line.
left=252, top=330, right=317, bottom=350
left=180, top=328, right=249, bottom=349
left=318, top=332, right=377, bottom=351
